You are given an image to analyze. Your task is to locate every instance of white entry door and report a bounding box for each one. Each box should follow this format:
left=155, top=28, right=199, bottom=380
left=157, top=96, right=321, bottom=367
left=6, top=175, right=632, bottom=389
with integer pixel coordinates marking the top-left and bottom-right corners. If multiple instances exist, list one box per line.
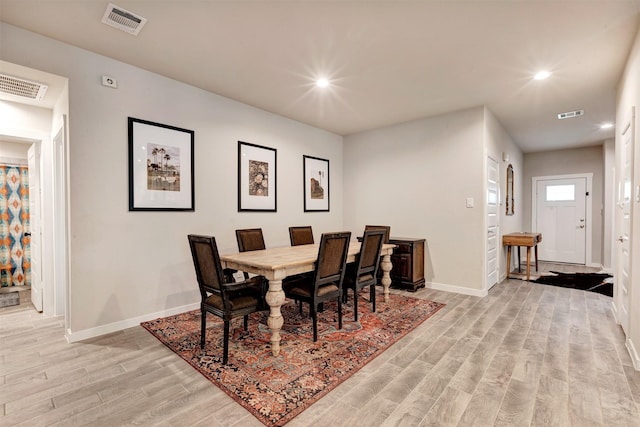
left=615, top=110, right=634, bottom=334
left=27, top=143, right=43, bottom=312
left=486, top=156, right=499, bottom=288
left=535, top=177, right=587, bottom=264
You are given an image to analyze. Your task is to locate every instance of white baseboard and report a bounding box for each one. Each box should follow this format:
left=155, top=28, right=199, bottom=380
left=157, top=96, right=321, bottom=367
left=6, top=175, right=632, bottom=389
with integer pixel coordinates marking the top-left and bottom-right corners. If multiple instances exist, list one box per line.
left=427, top=281, right=488, bottom=297
left=626, top=338, right=640, bottom=371
left=65, top=302, right=200, bottom=343
left=587, top=262, right=603, bottom=269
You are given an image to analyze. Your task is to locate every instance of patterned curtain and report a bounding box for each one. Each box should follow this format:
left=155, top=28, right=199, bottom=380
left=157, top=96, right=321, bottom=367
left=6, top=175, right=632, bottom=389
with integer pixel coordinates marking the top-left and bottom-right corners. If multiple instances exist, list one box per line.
left=0, top=165, right=30, bottom=287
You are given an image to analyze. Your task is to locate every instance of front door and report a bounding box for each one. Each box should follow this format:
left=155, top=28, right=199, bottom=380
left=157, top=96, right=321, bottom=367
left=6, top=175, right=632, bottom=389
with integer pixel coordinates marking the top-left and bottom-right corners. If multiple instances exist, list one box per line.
left=27, top=143, right=43, bottom=312
left=615, top=109, right=634, bottom=334
left=535, top=177, right=587, bottom=264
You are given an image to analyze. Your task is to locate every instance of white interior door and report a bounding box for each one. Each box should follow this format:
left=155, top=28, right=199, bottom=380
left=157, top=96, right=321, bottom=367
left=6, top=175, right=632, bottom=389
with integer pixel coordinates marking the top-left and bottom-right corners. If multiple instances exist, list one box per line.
left=615, top=111, right=633, bottom=334
left=27, top=142, right=43, bottom=312
left=486, top=156, right=499, bottom=287
left=535, top=177, right=587, bottom=264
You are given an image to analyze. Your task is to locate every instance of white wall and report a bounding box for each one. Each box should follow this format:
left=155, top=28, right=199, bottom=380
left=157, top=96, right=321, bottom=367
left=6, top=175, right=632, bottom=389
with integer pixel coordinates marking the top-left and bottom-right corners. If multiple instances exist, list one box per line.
left=523, top=145, right=605, bottom=266
left=0, top=101, right=51, bottom=138
left=0, top=140, right=29, bottom=161
left=344, top=106, right=487, bottom=295
left=1, top=23, right=344, bottom=338
left=615, top=24, right=640, bottom=370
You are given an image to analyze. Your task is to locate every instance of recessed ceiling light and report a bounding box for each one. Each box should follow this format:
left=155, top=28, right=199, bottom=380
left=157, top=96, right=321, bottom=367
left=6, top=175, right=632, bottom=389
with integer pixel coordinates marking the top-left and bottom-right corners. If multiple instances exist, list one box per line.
left=534, top=70, right=551, bottom=80
left=316, top=78, right=329, bottom=88
left=600, top=123, right=614, bottom=129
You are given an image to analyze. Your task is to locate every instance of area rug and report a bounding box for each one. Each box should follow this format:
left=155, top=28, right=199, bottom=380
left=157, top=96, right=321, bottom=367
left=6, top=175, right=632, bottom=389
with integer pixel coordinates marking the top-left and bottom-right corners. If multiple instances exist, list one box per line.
left=141, top=293, right=444, bottom=426
left=532, top=271, right=613, bottom=297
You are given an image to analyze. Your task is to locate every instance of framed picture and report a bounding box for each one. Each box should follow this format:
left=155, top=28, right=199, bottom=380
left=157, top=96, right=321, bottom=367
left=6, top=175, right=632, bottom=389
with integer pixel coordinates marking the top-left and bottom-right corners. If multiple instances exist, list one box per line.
left=128, top=117, right=194, bottom=211
left=303, top=155, right=329, bottom=212
left=238, top=141, right=277, bottom=212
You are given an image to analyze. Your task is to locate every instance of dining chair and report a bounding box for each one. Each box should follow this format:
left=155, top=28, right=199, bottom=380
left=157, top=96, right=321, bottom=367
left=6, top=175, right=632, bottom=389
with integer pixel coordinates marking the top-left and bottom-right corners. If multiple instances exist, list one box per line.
left=235, top=228, right=266, bottom=279
left=187, top=234, right=268, bottom=365
left=343, top=228, right=385, bottom=321
left=364, top=225, right=391, bottom=244
left=235, top=228, right=266, bottom=252
left=283, top=231, right=351, bottom=341
left=289, top=226, right=314, bottom=246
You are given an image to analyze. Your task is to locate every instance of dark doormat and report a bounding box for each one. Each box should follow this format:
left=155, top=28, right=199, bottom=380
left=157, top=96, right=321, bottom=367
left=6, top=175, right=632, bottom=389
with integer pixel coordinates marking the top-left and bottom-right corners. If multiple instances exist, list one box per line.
left=532, top=271, right=613, bottom=297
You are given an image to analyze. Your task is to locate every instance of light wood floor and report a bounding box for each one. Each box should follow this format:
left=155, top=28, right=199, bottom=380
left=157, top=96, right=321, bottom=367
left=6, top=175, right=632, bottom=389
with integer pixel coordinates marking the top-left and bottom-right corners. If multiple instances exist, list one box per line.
left=2, top=263, right=639, bottom=426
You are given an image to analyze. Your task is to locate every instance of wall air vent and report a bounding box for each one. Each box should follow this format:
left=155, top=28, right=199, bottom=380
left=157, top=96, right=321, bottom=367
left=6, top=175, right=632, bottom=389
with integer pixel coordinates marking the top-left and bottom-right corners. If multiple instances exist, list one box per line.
left=557, top=109, right=584, bottom=120
left=101, top=3, right=147, bottom=36
left=0, top=73, right=48, bottom=101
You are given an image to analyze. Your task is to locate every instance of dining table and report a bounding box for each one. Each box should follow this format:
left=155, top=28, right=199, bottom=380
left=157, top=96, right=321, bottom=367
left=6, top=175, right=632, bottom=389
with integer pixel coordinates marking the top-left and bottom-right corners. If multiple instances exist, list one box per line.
left=220, top=241, right=395, bottom=356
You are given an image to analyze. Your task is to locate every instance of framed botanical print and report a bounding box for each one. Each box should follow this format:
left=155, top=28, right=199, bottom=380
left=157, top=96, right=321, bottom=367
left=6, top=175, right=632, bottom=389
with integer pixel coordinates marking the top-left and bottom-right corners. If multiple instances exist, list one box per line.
left=238, top=141, right=277, bottom=212
left=303, top=155, right=329, bottom=212
left=128, top=117, right=194, bottom=211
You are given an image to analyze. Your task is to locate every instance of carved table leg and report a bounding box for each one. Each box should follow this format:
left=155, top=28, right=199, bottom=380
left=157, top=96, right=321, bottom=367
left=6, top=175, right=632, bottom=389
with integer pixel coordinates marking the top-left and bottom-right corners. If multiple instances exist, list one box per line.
left=265, top=279, right=285, bottom=356
left=380, top=254, right=393, bottom=302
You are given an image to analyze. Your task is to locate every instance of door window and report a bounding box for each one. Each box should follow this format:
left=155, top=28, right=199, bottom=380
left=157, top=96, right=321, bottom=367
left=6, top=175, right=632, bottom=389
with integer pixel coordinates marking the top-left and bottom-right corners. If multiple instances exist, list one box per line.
left=546, top=184, right=575, bottom=201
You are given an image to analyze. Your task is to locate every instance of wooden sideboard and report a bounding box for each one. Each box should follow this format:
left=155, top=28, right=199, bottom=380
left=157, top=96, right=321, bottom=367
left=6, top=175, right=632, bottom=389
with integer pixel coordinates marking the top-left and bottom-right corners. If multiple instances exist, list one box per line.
left=388, top=237, right=425, bottom=292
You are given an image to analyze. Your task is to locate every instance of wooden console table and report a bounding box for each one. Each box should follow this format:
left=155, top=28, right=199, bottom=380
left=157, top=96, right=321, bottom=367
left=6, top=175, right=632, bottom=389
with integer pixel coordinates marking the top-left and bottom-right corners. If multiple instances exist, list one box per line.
left=502, top=232, right=542, bottom=281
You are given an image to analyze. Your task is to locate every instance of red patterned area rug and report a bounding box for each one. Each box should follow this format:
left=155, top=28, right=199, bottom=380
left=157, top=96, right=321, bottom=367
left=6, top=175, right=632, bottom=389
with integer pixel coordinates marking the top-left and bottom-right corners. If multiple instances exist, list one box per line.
left=141, top=293, right=444, bottom=426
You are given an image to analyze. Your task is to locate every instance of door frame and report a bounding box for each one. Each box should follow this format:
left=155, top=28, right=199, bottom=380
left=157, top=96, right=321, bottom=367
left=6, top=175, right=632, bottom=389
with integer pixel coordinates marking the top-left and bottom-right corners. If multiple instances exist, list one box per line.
left=485, top=155, right=500, bottom=291
left=0, top=125, right=68, bottom=318
left=531, top=173, right=593, bottom=266
left=53, top=120, right=69, bottom=320
left=27, top=141, right=43, bottom=311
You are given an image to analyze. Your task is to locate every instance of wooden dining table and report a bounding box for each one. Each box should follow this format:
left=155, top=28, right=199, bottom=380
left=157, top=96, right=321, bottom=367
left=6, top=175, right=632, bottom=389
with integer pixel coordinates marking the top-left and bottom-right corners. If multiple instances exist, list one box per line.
left=220, top=241, right=395, bottom=356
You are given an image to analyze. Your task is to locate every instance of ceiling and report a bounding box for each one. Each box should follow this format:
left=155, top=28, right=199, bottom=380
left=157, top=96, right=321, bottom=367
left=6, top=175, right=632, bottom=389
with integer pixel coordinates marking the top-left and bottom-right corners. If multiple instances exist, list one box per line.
left=1, top=1, right=639, bottom=152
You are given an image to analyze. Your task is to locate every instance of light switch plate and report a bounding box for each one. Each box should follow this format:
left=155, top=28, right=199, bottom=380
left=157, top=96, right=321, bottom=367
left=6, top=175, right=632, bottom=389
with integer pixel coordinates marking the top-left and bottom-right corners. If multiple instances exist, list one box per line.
left=466, top=197, right=474, bottom=208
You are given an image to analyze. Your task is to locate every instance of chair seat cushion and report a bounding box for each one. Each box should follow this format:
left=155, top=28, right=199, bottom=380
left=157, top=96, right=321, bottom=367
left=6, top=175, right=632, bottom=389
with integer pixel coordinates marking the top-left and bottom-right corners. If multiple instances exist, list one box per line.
left=287, top=282, right=339, bottom=299
left=358, top=274, right=374, bottom=283
left=205, top=293, right=260, bottom=310
left=344, top=273, right=374, bottom=288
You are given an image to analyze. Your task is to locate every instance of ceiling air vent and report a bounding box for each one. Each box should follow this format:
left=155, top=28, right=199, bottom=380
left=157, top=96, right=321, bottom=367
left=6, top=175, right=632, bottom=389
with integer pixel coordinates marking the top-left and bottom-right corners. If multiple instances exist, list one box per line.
left=101, top=3, right=147, bottom=36
left=0, top=74, right=48, bottom=101
left=557, top=109, right=584, bottom=120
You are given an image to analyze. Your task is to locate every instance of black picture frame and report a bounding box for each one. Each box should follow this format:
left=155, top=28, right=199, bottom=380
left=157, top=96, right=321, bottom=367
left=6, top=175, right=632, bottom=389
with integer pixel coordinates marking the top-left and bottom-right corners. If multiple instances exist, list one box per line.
left=238, top=141, right=277, bottom=212
left=128, top=117, right=194, bottom=211
left=303, top=155, right=329, bottom=212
